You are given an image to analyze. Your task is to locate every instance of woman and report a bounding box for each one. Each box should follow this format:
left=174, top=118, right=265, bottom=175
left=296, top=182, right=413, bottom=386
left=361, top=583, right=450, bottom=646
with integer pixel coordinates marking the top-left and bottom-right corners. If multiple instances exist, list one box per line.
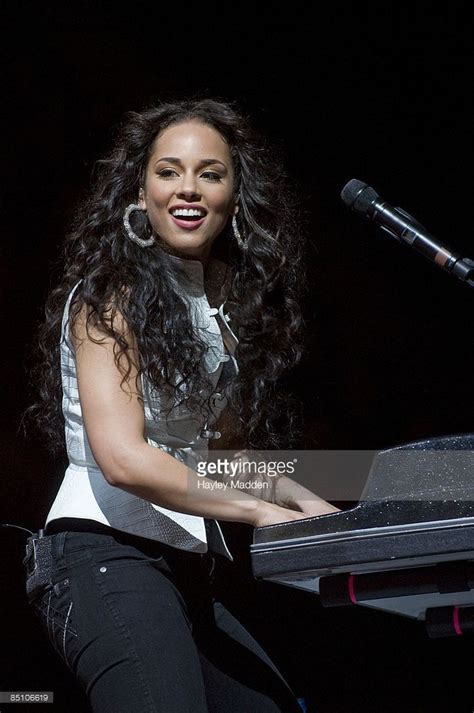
left=24, top=98, right=339, bottom=712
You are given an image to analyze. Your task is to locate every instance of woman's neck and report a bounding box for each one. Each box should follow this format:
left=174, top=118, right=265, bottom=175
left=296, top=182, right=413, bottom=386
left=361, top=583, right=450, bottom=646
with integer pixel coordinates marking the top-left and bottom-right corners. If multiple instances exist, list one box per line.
left=204, top=257, right=232, bottom=307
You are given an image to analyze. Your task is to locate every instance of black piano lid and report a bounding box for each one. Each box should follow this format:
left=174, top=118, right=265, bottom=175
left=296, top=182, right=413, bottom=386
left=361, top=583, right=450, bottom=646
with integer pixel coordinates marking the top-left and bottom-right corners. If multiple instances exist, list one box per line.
left=252, top=433, right=474, bottom=547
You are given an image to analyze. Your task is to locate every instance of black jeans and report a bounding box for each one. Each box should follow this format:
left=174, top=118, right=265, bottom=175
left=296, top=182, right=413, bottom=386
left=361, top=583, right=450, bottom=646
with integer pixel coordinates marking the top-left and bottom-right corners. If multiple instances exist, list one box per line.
left=24, top=527, right=303, bottom=713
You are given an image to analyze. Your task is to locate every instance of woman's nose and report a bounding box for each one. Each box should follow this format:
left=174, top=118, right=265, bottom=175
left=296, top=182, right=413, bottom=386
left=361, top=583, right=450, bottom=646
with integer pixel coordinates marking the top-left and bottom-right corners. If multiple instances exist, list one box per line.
left=177, top=173, right=200, bottom=199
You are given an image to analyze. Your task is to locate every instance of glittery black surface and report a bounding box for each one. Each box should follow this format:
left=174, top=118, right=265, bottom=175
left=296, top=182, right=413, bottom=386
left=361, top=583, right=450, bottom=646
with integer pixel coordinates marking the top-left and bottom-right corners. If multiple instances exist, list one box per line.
left=253, top=434, right=474, bottom=544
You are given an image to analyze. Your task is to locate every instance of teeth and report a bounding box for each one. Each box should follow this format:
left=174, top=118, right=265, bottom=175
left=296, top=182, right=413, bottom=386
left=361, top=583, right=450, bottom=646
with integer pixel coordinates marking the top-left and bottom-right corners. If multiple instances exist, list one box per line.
left=171, top=208, right=205, bottom=218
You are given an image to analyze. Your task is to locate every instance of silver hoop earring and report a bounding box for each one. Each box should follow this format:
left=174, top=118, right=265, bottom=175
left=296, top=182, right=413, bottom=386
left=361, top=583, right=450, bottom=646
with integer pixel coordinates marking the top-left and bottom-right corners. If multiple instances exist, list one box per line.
left=232, top=214, right=246, bottom=250
left=123, top=204, right=155, bottom=248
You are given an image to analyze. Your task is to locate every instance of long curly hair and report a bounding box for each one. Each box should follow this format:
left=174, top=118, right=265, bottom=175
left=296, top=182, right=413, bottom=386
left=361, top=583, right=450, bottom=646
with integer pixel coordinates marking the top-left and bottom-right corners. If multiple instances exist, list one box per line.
left=24, top=98, right=308, bottom=452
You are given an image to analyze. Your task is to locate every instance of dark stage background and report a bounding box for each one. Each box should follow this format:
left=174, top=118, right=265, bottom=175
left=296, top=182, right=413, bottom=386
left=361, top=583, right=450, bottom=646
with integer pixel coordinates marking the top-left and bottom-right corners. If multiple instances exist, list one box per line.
left=2, top=3, right=473, bottom=712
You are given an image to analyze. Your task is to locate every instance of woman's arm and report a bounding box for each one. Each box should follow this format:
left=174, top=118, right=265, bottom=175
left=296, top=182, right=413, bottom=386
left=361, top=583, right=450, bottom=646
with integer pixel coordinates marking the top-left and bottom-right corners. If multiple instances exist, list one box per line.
left=72, top=306, right=308, bottom=529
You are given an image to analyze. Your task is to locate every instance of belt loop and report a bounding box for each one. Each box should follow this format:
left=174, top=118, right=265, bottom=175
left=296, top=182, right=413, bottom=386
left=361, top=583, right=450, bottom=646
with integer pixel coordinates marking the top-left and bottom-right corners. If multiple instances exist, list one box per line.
left=51, top=531, right=68, bottom=560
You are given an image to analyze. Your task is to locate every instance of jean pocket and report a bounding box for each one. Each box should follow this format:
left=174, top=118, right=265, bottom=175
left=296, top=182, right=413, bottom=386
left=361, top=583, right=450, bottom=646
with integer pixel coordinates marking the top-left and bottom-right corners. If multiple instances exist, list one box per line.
left=32, top=578, right=78, bottom=670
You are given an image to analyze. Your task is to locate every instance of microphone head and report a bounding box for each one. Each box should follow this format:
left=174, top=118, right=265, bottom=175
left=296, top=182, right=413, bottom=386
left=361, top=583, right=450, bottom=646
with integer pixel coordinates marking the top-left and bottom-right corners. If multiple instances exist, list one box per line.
left=340, top=179, right=379, bottom=217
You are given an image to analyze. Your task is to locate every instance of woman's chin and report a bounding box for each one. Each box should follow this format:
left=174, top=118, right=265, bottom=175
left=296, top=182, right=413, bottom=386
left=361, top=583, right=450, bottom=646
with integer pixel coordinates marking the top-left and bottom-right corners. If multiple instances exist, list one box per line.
left=158, top=234, right=216, bottom=259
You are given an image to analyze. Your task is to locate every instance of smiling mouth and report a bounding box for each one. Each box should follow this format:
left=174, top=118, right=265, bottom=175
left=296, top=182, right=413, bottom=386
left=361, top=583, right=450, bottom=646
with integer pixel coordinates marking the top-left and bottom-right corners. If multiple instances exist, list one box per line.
left=169, top=212, right=207, bottom=231
left=169, top=208, right=207, bottom=222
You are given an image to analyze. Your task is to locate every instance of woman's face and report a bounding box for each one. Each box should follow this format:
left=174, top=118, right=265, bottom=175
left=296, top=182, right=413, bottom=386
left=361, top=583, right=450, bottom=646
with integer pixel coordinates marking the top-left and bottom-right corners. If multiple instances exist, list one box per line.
left=139, top=119, right=237, bottom=261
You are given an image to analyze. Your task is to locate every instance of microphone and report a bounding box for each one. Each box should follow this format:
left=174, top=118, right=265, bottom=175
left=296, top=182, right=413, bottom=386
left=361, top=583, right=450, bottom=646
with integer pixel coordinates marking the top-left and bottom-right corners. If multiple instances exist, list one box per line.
left=340, top=179, right=474, bottom=285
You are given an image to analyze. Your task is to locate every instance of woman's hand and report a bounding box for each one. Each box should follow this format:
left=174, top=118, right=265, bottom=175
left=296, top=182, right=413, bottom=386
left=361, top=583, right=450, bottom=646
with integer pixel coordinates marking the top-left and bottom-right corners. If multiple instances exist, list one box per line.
left=252, top=501, right=311, bottom=528
left=226, top=454, right=342, bottom=519
left=274, top=476, right=341, bottom=516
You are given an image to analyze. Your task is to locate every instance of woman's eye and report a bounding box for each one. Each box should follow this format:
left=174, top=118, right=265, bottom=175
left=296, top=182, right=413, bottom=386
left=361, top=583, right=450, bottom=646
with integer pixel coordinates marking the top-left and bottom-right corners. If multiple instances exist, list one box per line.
left=201, top=171, right=222, bottom=182
left=158, top=169, right=179, bottom=178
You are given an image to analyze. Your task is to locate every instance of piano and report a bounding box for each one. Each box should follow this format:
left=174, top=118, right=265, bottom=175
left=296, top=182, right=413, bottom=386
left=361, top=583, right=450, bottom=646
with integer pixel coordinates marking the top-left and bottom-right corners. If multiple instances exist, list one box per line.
left=251, top=434, right=474, bottom=638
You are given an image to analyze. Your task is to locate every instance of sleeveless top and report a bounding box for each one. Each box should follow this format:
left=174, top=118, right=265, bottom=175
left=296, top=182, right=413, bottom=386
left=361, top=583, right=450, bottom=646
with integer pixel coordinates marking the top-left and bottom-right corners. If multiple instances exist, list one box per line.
left=45, top=254, right=239, bottom=560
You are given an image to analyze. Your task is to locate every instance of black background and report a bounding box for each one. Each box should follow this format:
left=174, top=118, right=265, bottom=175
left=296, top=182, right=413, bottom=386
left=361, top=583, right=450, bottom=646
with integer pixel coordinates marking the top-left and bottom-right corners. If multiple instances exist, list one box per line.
left=2, top=2, right=473, bottom=712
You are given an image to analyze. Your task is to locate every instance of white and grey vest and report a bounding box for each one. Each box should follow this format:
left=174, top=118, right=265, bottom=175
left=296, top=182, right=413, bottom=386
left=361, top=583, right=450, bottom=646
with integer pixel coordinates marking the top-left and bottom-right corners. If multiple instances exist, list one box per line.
left=45, top=254, right=239, bottom=560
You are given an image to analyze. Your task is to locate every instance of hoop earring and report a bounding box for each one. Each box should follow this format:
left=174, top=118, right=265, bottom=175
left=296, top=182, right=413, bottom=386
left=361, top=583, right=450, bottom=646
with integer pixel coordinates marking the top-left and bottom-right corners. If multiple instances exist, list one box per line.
left=232, top=214, right=246, bottom=250
left=123, top=204, right=155, bottom=248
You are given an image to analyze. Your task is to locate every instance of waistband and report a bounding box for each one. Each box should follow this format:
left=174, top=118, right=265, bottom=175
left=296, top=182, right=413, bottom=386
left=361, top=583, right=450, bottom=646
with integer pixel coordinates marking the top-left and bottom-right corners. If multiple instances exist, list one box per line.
left=44, top=518, right=214, bottom=563
left=26, top=522, right=217, bottom=603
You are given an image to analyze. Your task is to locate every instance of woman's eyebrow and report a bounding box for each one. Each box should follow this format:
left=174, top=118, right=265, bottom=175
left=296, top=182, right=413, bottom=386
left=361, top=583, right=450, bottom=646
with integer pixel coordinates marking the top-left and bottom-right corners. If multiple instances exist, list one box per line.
left=155, top=157, right=227, bottom=168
